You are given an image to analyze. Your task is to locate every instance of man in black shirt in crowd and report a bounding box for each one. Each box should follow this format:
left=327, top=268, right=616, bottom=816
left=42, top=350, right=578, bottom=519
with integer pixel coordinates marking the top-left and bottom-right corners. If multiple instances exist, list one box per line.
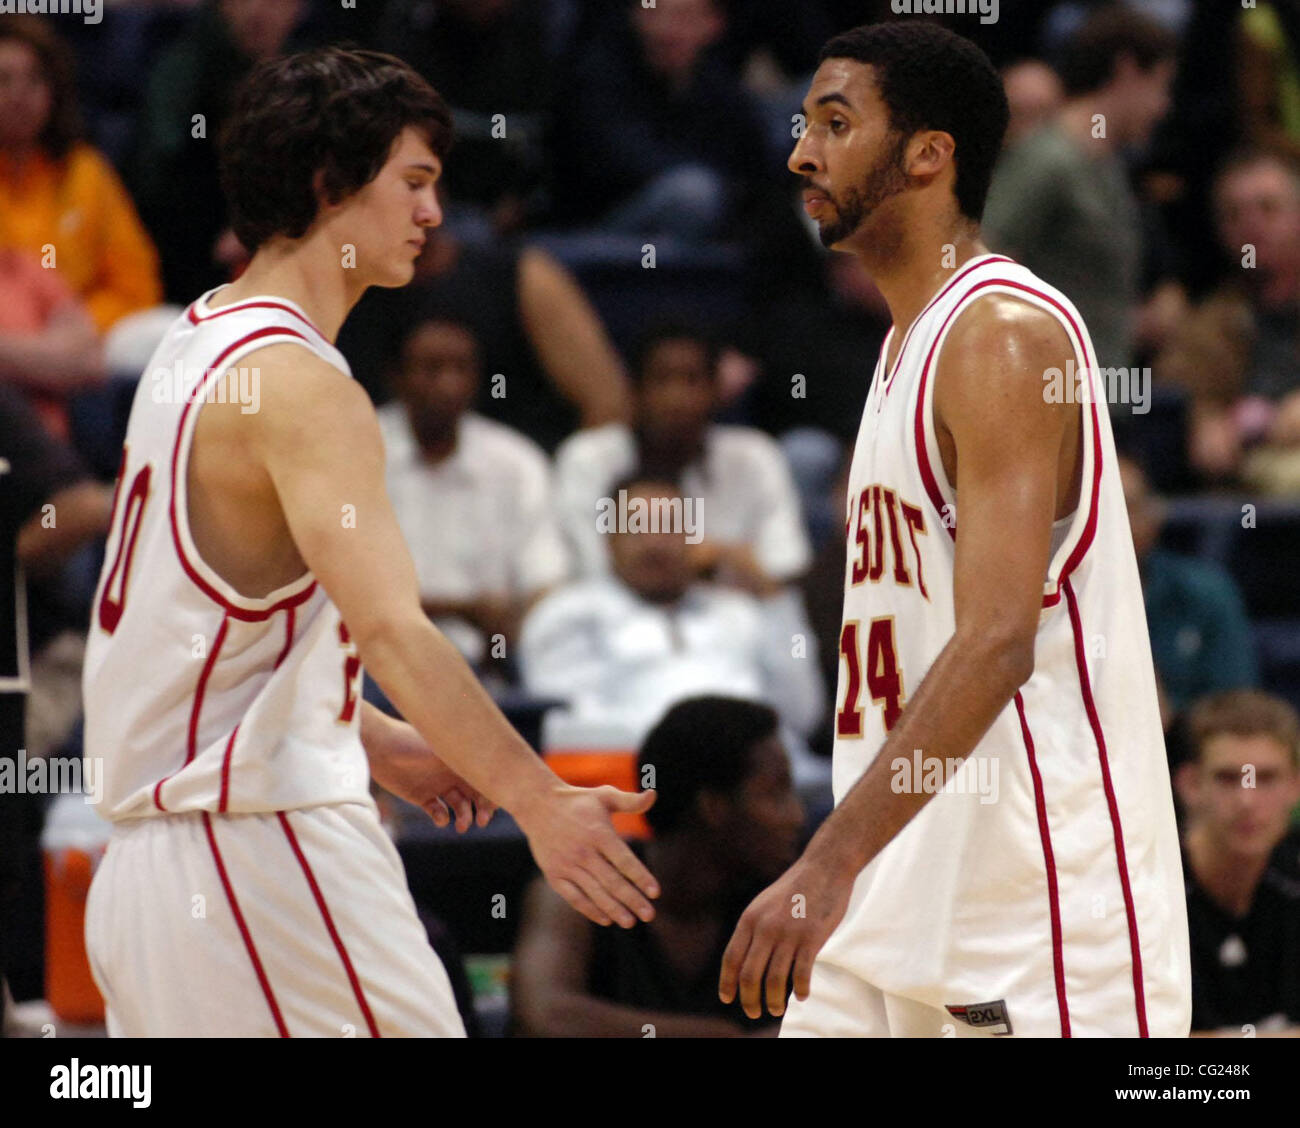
left=1176, top=689, right=1300, bottom=1036
left=510, top=696, right=804, bottom=1036
left=0, top=386, right=110, bottom=1029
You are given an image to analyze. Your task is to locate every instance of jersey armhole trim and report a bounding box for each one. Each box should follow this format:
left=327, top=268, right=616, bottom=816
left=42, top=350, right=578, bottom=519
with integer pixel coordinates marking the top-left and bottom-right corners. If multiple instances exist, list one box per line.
left=912, top=279, right=1102, bottom=610
left=169, top=327, right=321, bottom=621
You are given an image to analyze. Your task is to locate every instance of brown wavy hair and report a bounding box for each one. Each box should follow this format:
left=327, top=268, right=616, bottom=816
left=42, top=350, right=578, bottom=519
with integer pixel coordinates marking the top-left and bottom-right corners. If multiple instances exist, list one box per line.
left=218, top=46, right=454, bottom=252
left=0, top=14, right=83, bottom=160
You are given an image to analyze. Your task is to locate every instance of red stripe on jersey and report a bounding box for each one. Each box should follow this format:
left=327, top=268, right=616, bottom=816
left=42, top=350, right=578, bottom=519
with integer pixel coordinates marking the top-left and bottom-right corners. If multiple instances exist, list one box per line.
left=1014, top=691, right=1071, bottom=1037
left=168, top=326, right=318, bottom=622
left=188, top=297, right=326, bottom=340
left=911, top=277, right=1103, bottom=610
left=277, top=811, right=381, bottom=1037
left=202, top=812, right=290, bottom=1037
left=1064, top=577, right=1149, bottom=1036
left=153, top=612, right=230, bottom=811
left=880, top=255, right=1012, bottom=399
left=274, top=607, right=297, bottom=669
left=217, top=724, right=240, bottom=814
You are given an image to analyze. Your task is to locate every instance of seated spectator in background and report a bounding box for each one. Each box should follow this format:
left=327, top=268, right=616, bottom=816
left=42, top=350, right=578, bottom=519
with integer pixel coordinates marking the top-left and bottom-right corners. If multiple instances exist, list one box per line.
left=0, top=248, right=103, bottom=440
left=338, top=225, right=631, bottom=452
left=1121, top=454, right=1257, bottom=727
left=131, top=0, right=308, bottom=304
left=519, top=477, right=824, bottom=742
left=378, top=316, right=570, bottom=676
left=982, top=4, right=1177, bottom=370
left=1159, top=150, right=1300, bottom=493
left=511, top=695, right=802, bottom=1037
left=1, top=384, right=113, bottom=1026
left=374, top=0, right=560, bottom=235
left=548, top=0, right=768, bottom=238
left=0, top=16, right=162, bottom=331
left=1000, top=57, right=1064, bottom=147
left=555, top=321, right=811, bottom=594
left=1177, top=690, right=1300, bottom=1036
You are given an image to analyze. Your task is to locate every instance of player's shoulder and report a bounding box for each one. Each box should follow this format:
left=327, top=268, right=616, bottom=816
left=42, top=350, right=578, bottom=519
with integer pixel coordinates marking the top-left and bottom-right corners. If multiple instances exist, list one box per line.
left=942, top=283, right=1075, bottom=374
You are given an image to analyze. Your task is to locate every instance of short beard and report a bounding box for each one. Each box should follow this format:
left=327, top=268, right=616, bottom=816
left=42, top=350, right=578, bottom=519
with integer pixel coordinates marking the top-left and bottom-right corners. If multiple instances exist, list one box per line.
left=817, top=132, right=911, bottom=249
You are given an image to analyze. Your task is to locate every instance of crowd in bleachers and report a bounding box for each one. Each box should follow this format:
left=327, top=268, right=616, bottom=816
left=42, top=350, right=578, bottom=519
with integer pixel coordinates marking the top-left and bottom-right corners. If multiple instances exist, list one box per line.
left=3, top=0, right=1300, bottom=1037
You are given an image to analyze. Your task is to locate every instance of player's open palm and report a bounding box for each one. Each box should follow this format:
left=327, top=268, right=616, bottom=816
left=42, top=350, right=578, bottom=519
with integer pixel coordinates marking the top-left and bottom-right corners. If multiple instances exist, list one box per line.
left=520, top=784, right=660, bottom=928
left=719, top=858, right=853, bottom=1019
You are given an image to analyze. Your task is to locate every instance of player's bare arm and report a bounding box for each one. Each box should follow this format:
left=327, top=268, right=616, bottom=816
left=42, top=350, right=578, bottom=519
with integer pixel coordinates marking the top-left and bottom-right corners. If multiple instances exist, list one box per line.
left=232, top=343, right=659, bottom=927
left=720, top=295, right=1081, bottom=1018
left=359, top=700, right=496, bottom=833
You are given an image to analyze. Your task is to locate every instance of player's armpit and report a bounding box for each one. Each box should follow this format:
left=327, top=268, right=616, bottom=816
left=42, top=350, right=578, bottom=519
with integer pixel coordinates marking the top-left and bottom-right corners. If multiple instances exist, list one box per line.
left=242, top=343, right=425, bottom=647
left=934, top=294, right=1081, bottom=683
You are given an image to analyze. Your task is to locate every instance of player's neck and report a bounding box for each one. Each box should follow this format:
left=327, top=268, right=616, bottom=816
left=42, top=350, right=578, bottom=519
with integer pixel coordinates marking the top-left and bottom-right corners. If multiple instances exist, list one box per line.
left=859, top=226, right=989, bottom=343
left=1186, top=823, right=1271, bottom=919
left=213, top=234, right=365, bottom=342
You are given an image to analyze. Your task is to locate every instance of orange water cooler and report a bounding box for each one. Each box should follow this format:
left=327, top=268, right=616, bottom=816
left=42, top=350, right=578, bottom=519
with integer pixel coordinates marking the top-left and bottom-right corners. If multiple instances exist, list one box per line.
left=41, top=793, right=109, bottom=1024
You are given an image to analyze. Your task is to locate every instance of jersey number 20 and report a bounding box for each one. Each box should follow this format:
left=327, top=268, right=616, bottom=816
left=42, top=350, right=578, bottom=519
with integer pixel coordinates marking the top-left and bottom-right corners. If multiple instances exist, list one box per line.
left=97, top=458, right=152, bottom=634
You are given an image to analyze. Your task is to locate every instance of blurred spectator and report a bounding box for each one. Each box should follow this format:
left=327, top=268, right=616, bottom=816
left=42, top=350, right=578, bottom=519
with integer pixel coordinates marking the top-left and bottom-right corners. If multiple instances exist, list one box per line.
left=0, top=16, right=162, bottom=331
left=1158, top=150, right=1300, bottom=493
left=377, top=316, right=570, bottom=674
left=0, top=384, right=112, bottom=1024
left=1001, top=58, right=1064, bottom=147
left=1238, top=1, right=1300, bottom=164
left=519, top=476, right=825, bottom=741
left=555, top=320, right=811, bottom=593
left=983, top=4, right=1177, bottom=369
left=0, top=248, right=103, bottom=440
left=131, top=0, right=307, bottom=303
left=549, top=0, right=768, bottom=237
left=1121, top=454, right=1257, bottom=727
left=511, top=695, right=801, bottom=1036
left=1177, top=690, right=1300, bottom=1035
left=338, top=228, right=631, bottom=453
left=374, top=0, right=561, bottom=234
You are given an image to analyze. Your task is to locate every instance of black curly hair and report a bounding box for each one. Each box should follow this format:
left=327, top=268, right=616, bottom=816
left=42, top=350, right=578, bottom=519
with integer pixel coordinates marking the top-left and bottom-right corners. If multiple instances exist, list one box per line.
left=218, top=46, right=454, bottom=252
left=819, top=21, right=1008, bottom=223
left=639, top=696, right=780, bottom=836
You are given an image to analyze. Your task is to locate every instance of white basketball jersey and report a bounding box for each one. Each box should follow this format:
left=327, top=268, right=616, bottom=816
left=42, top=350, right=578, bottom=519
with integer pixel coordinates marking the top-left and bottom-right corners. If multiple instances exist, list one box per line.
left=822, top=254, right=1191, bottom=1035
left=83, top=289, right=372, bottom=821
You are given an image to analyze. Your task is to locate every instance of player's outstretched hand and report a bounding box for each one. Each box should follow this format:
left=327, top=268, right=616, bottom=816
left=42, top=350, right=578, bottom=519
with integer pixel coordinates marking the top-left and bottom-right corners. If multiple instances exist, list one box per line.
left=719, top=858, right=853, bottom=1020
left=365, top=713, right=497, bottom=832
left=517, top=784, right=660, bottom=928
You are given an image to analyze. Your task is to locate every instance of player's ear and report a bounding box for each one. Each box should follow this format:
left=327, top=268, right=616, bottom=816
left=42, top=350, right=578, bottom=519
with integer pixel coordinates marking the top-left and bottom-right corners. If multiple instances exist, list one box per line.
left=908, top=130, right=955, bottom=179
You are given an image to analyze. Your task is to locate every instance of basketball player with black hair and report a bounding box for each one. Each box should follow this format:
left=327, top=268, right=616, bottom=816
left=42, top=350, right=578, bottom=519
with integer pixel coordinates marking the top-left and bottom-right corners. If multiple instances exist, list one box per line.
left=719, top=22, right=1190, bottom=1037
left=82, top=47, right=658, bottom=1037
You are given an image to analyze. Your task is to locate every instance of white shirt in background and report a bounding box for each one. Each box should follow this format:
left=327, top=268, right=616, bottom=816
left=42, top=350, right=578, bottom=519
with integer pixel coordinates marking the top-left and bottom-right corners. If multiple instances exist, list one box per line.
left=518, top=576, right=826, bottom=742
left=554, top=422, right=813, bottom=581
left=379, top=404, right=570, bottom=664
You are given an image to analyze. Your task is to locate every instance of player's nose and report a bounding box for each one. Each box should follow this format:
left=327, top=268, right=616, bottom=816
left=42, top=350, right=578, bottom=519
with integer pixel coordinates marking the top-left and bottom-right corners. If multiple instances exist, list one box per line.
left=418, top=193, right=443, bottom=229
left=788, top=133, right=820, bottom=177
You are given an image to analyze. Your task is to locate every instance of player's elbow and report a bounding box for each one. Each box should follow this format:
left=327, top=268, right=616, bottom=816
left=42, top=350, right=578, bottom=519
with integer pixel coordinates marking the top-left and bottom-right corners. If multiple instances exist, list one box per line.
left=958, top=625, right=1037, bottom=698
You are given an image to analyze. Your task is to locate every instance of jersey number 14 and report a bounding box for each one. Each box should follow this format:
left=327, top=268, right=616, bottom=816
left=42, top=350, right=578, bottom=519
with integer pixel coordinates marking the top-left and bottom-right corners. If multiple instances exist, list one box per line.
left=837, top=617, right=905, bottom=736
